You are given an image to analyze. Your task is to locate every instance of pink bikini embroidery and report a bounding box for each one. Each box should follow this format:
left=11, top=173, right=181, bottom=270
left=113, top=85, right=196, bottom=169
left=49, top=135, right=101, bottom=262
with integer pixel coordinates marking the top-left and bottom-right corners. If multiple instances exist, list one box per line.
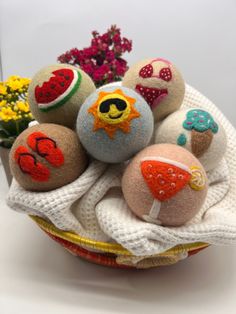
left=139, top=58, right=172, bottom=81
left=135, top=58, right=172, bottom=110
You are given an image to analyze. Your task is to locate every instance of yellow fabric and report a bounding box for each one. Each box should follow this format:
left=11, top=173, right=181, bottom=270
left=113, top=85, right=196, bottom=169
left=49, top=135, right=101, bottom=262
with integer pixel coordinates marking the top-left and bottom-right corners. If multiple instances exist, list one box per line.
left=116, top=254, right=184, bottom=268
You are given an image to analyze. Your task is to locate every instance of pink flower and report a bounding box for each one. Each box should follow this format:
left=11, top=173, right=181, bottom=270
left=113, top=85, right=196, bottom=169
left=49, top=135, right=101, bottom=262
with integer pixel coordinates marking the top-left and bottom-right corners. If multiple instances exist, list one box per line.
left=83, top=47, right=94, bottom=58
left=121, top=38, right=132, bottom=52
left=81, top=63, right=94, bottom=75
left=106, top=51, right=115, bottom=62
left=57, top=25, right=132, bottom=87
left=99, top=64, right=110, bottom=73
left=101, top=33, right=110, bottom=44
left=101, top=43, right=108, bottom=51
left=93, top=68, right=105, bottom=81
left=107, top=71, right=114, bottom=82
left=92, top=30, right=99, bottom=37
left=113, top=33, right=121, bottom=44
left=114, top=45, right=122, bottom=55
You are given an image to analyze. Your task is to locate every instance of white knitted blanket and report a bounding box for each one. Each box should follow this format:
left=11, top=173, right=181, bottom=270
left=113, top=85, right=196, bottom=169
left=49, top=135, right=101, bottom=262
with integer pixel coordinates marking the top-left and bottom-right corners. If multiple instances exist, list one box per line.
left=7, top=84, right=236, bottom=256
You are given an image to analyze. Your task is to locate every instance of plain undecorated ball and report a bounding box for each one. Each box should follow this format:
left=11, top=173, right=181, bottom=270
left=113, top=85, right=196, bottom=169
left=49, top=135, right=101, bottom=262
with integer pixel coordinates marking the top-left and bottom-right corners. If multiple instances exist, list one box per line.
left=10, top=123, right=88, bottom=191
left=28, top=64, right=96, bottom=129
left=122, top=58, right=185, bottom=121
left=76, top=86, right=154, bottom=163
left=122, top=144, right=208, bottom=226
left=155, top=108, right=227, bottom=171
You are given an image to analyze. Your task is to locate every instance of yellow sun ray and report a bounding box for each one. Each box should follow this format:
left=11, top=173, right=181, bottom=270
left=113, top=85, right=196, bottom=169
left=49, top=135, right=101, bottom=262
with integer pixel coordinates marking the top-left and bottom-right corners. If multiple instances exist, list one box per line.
left=88, top=89, right=140, bottom=139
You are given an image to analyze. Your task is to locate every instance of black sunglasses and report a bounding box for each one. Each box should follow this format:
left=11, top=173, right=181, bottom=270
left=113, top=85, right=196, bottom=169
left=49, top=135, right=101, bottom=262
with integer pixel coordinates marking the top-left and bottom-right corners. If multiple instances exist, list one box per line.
left=99, top=98, right=127, bottom=113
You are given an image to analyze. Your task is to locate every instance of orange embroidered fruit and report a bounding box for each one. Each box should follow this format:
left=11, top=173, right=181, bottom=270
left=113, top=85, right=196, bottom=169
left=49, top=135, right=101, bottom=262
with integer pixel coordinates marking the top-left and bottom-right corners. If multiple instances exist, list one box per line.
left=122, top=144, right=208, bottom=226
left=141, top=157, right=192, bottom=201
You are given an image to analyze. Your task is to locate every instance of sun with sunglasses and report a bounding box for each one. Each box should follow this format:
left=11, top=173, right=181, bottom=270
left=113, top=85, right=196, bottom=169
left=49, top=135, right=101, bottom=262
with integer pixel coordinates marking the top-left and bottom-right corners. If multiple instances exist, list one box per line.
left=88, top=89, right=140, bottom=138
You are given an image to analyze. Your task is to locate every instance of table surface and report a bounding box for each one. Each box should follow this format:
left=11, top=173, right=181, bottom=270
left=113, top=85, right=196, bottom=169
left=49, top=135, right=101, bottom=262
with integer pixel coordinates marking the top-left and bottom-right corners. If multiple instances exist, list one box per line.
left=1, top=0, right=236, bottom=313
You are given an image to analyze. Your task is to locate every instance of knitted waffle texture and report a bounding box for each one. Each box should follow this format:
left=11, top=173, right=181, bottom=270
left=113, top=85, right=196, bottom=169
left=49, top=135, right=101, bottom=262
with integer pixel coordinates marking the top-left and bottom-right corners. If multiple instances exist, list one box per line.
left=7, top=84, right=235, bottom=256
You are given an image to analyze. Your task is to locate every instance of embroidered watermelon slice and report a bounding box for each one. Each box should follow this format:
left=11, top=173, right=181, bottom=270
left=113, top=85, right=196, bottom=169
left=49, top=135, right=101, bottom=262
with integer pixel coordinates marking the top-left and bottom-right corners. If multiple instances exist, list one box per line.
left=35, top=68, right=82, bottom=112
left=140, top=156, right=192, bottom=202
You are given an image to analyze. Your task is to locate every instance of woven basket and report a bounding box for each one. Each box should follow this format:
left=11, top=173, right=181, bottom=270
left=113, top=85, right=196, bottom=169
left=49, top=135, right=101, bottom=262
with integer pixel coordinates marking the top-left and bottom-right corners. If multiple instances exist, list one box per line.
left=8, top=84, right=231, bottom=269
left=31, top=215, right=209, bottom=269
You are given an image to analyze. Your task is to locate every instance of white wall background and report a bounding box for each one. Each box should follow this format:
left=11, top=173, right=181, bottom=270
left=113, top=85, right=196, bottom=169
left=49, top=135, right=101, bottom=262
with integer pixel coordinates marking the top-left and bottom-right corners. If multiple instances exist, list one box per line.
left=1, top=1, right=236, bottom=314
left=0, top=0, right=236, bottom=124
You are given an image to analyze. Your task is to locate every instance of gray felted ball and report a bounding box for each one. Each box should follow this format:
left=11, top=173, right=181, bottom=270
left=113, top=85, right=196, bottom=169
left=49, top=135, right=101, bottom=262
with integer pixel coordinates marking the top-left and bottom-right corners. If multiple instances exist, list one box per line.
left=10, top=123, right=88, bottom=191
left=155, top=108, right=227, bottom=171
left=76, top=86, right=154, bottom=163
left=28, top=64, right=96, bottom=129
left=122, top=58, right=185, bottom=121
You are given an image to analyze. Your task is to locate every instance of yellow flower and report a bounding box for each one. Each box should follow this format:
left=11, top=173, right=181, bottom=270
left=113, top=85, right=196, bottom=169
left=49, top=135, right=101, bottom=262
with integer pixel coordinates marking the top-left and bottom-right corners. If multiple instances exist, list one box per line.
left=0, top=100, right=7, bottom=107
left=16, top=101, right=30, bottom=113
left=6, top=75, right=21, bottom=81
left=21, top=78, right=31, bottom=86
left=6, top=79, right=24, bottom=91
left=0, top=107, right=17, bottom=121
left=0, top=83, right=7, bottom=95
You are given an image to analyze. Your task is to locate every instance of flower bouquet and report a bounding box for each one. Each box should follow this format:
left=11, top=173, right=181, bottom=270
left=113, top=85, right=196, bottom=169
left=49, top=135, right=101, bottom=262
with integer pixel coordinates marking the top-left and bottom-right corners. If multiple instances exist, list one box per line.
left=58, top=25, right=132, bottom=87
left=0, top=75, right=33, bottom=184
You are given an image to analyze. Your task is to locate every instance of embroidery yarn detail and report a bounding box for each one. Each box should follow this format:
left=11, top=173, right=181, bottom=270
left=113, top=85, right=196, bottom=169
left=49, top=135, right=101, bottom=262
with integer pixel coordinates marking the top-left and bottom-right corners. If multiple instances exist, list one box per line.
left=189, top=166, right=206, bottom=191
left=14, top=146, right=50, bottom=182
left=88, top=89, right=140, bottom=139
left=183, top=109, right=218, bottom=157
left=139, top=58, right=172, bottom=82
left=140, top=157, right=191, bottom=201
left=135, top=84, right=168, bottom=110
left=35, top=68, right=81, bottom=112
left=177, top=133, right=187, bottom=146
left=183, top=109, right=218, bottom=133
left=27, top=132, right=64, bottom=167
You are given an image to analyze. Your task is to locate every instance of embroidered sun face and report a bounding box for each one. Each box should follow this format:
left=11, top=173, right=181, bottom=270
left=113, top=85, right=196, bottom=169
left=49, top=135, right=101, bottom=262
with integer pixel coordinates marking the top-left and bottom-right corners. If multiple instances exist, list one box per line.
left=88, top=89, right=141, bottom=138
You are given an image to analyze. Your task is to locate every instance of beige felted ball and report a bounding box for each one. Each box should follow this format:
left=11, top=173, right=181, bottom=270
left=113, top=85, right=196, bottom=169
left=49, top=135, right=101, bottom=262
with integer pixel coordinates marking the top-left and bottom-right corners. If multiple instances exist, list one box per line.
left=122, top=144, right=208, bottom=226
left=122, top=58, right=185, bottom=121
left=28, top=64, right=96, bottom=129
left=155, top=108, right=227, bottom=171
left=10, top=123, right=88, bottom=191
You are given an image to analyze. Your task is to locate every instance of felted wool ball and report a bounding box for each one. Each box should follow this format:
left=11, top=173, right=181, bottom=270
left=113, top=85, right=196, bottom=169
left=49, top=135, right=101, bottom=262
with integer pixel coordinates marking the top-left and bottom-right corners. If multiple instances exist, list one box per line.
left=155, top=108, right=227, bottom=171
left=10, top=124, right=88, bottom=191
left=76, top=86, right=154, bottom=163
left=28, top=64, right=96, bottom=129
left=122, top=144, right=208, bottom=226
left=122, top=58, right=185, bottom=121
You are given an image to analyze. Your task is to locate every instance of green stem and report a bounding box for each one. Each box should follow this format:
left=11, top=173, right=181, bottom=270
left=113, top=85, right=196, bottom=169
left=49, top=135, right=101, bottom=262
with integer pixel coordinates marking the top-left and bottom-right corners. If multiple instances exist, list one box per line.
left=15, top=119, right=20, bottom=135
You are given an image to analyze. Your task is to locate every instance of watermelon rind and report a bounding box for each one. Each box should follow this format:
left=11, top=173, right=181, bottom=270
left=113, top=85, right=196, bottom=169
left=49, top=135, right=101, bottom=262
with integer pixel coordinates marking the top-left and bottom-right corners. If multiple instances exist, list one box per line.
left=37, top=70, right=82, bottom=112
